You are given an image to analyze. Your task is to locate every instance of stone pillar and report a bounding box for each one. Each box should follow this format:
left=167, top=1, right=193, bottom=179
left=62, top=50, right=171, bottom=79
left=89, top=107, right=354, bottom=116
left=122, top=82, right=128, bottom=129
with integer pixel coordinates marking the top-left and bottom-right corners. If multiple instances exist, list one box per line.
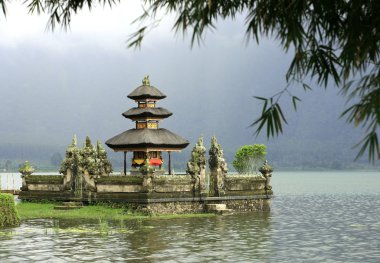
left=259, top=160, right=273, bottom=195
left=168, top=152, right=172, bottom=175
left=124, top=151, right=127, bottom=175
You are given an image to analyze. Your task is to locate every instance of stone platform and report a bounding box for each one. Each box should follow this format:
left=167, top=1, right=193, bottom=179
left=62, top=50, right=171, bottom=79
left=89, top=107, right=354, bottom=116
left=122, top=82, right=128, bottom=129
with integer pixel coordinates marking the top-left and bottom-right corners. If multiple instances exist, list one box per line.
left=19, top=171, right=273, bottom=214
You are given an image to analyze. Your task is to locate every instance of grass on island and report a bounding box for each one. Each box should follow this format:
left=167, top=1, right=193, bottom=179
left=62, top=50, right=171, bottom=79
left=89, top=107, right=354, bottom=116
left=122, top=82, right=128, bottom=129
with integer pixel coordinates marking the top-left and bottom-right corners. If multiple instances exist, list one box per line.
left=16, top=202, right=215, bottom=221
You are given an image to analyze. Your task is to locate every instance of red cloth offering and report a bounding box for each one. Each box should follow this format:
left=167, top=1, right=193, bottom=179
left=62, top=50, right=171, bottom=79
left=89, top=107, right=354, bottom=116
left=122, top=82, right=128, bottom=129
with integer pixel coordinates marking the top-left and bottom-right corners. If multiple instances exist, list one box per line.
left=149, top=158, right=162, bottom=166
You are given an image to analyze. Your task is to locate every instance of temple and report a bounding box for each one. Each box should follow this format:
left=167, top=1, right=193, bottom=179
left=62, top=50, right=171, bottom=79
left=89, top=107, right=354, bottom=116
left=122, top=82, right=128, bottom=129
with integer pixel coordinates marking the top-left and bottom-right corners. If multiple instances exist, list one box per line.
left=106, top=76, right=189, bottom=175
left=18, top=76, right=273, bottom=214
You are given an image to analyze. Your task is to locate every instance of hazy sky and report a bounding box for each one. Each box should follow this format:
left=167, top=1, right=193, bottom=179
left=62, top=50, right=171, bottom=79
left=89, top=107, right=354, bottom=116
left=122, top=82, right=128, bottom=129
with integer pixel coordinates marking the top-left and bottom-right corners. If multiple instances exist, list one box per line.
left=0, top=1, right=368, bottom=165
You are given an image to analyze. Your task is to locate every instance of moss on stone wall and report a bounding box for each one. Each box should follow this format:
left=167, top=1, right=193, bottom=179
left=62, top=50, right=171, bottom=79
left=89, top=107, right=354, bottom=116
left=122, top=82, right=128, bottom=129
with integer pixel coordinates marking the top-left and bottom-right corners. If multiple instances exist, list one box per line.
left=96, top=176, right=143, bottom=185
left=225, top=199, right=271, bottom=212
left=137, top=201, right=205, bottom=214
left=153, top=175, right=193, bottom=185
left=26, top=175, right=64, bottom=184
left=0, top=193, right=20, bottom=228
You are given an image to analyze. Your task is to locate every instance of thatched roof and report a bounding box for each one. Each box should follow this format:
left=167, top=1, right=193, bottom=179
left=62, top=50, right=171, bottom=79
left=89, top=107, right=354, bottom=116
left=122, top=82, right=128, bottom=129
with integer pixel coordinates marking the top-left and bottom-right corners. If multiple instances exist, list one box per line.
left=122, top=107, right=172, bottom=120
left=127, top=85, right=166, bottom=100
left=106, top=128, right=189, bottom=151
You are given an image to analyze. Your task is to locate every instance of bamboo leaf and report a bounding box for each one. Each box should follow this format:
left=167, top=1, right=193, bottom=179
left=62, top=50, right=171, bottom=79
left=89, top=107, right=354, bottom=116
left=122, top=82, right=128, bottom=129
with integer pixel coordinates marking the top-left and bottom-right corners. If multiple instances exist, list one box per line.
left=254, top=96, right=268, bottom=101
left=292, top=96, right=301, bottom=111
left=275, top=104, right=288, bottom=124
left=353, top=131, right=379, bottom=163
left=302, top=83, right=312, bottom=91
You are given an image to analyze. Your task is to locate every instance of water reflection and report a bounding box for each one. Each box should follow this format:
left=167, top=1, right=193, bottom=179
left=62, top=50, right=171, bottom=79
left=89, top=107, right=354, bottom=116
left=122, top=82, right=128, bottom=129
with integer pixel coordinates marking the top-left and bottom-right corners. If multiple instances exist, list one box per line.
left=0, top=213, right=273, bottom=262
left=2, top=194, right=379, bottom=262
left=1, top=171, right=380, bottom=262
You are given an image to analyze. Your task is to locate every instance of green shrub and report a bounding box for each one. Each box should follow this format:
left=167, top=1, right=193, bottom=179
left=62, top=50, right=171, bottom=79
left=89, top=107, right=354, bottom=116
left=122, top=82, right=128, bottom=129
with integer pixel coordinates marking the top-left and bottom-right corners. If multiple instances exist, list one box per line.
left=232, top=144, right=267, bottom=174
left=0, top=193, right=20, bottom=228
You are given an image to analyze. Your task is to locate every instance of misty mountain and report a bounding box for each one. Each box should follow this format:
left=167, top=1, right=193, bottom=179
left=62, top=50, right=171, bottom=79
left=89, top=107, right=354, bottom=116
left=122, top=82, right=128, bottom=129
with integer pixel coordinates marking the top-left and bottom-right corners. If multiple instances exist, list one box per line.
left=0, top=14, right=376, bottom=171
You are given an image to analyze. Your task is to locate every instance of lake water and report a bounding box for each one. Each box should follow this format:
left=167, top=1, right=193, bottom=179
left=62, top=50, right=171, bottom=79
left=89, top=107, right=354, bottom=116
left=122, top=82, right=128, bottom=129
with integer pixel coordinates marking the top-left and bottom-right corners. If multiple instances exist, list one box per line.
left=1, top=171, right=379, bottom=262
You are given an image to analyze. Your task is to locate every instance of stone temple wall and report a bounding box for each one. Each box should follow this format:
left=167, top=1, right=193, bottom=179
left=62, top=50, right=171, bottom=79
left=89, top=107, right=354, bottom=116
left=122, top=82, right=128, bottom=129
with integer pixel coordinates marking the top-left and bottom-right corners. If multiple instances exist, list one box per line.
left=19, top=171, right=273, bottom=213
left=117, top=199, right=271, bottom=214
left=19, top=155, right=274, bottom=214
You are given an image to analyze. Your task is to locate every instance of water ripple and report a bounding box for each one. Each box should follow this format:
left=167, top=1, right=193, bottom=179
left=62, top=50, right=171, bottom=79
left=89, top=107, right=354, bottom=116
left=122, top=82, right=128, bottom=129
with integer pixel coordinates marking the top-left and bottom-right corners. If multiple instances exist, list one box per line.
left=1, top=172, right=380, bottom=262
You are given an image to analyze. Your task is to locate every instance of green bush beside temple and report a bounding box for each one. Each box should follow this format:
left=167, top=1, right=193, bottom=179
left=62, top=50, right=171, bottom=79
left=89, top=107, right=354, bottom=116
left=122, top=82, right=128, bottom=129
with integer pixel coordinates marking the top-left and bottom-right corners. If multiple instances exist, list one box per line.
left=0, top=193, right=20, bottom=228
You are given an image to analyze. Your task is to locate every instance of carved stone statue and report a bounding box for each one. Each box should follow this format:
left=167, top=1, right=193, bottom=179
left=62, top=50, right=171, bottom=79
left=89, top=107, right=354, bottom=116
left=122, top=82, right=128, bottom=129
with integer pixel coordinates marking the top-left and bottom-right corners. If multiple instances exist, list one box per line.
left=60, top=135, right=80, bottom=190
left=187, top=136, right=207, bottom=194
left=208, top=136, right=228, bottom=196
left=78, top=136, right=98, bottom=191
left=60, top=135, right=110, bottom=192
left=80, top=136, right=97, bottom=176
left=259, top=160, right=273, bottom=194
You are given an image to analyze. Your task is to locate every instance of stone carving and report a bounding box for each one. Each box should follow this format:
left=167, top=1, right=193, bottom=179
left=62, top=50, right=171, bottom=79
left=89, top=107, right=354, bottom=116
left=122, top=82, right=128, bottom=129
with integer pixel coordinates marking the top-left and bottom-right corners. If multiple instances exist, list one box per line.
left=60, top=136, right=113, bottom=192
left=140, top=158, right=154, bottom=192
left=60, top=135, right=79, bottom=176
left=95, top=140, right=113, bottom=176
left=259, top=160, right=273, bottom=193
left=80, top=136, right=97, bottom=176
left=208, top=136, right=228, bottom=196
left=60, top=135, right=80, bottom=190
left=187, top=137, right=206, bottom=175
left=19, top=161, right=35, bottom=191
left=187, top=136, right=207, bottom=194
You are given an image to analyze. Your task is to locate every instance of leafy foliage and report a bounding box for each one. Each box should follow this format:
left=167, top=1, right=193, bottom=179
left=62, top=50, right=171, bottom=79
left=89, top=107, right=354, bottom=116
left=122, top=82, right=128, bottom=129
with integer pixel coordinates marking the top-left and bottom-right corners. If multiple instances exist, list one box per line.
left=232, top=144, right=267, bottom=174
left=0, top=193, right=20, bottom=228
left=1, top=0, right=379, bottom=161
left=18, top=160, right=35, bottom=175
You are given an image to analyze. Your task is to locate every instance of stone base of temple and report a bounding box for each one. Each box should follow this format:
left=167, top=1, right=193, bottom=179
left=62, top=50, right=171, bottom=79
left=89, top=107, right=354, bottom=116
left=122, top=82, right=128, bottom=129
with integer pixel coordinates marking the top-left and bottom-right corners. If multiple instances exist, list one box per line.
left=132, top=198, right=272, bottom=214
left=19, top=188, right=272, bottom=214
left=19, top=167, right=274, bottom=214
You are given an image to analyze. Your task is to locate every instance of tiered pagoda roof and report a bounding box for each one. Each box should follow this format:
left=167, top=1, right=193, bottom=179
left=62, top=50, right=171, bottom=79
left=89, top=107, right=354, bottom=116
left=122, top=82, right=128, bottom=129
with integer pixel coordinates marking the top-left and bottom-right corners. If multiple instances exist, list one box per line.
left=122, top=107, right=172, bottom=120
left=105, top=128, right=189, bottom=151
left=106, top=76, right=189, bottom=152
left=127, top=84, right=166, bottom=100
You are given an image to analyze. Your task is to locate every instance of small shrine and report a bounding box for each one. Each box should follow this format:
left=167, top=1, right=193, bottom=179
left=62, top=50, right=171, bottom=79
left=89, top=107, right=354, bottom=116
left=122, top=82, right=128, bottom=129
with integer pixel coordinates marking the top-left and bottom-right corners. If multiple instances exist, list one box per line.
left=106, top=76, right=189, bottom=175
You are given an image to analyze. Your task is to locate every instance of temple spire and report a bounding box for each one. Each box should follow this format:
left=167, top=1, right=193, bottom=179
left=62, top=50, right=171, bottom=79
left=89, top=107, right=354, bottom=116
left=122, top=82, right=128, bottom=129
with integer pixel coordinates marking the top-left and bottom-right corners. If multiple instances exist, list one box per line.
left=142, top=75, right=150, bottom=86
